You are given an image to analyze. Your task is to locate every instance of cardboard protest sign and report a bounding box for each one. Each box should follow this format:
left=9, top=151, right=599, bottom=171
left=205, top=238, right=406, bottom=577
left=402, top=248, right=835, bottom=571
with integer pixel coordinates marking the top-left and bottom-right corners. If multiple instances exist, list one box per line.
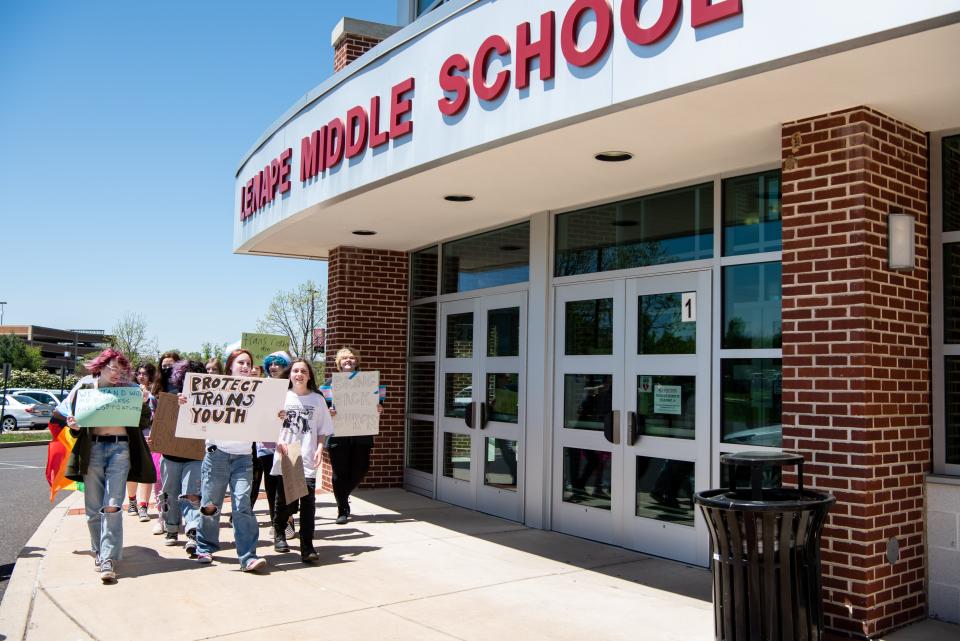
left=241, top=333, right=290, bottom=366
left=75, top=387, right=143, bottom=428
left=331, top=371, right=380, bottom=437
left=175, top=373, right=286, bottom=442
left=280, top=442, right=308, bottom=504
left=150, top=393, right=204, bottom=460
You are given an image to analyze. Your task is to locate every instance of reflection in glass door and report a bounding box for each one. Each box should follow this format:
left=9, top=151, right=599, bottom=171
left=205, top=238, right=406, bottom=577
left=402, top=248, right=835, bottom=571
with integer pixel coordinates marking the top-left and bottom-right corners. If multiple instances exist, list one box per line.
left=553, top=272, right=711, bottom=565
left=437, top=292, right=525, bottom=521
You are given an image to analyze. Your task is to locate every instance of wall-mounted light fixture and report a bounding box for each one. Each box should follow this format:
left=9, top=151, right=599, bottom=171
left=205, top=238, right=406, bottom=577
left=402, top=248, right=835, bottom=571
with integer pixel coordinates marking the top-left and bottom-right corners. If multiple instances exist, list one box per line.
left=887, top=212, right=915, bottom=271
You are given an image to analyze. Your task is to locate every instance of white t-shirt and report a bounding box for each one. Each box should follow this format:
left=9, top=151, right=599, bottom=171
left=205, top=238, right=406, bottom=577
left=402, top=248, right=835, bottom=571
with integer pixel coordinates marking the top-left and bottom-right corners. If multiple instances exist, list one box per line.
left=205, top=439, right=252, bottom=456
left=270, top=390, right=334, bottom=479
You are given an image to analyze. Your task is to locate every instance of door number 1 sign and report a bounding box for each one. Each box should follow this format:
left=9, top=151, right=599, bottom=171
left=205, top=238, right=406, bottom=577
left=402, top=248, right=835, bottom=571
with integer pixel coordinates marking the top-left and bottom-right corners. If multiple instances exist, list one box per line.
left=681, top=292, right=696, bottom=323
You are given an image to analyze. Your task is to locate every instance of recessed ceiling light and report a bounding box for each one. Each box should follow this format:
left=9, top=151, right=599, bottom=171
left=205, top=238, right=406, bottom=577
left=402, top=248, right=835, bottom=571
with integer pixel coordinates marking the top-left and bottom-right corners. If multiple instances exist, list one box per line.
left=444, top=194, right=474, bottom=202
left=594, top=151, right=633, bottom=162
left=351, top=230, right=377, bottom=236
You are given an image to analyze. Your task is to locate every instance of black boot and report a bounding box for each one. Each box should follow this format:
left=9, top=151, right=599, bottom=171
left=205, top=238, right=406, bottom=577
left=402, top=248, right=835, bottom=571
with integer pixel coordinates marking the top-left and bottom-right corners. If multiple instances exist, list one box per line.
left=273, top=532, right=290, bottom=553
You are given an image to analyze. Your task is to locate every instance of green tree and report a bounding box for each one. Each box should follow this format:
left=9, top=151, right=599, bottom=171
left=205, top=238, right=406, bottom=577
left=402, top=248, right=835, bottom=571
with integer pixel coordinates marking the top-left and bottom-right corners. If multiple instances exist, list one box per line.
left=0, top=335, right=44, bottom=371
left=109, top=312, right=155, bottom=363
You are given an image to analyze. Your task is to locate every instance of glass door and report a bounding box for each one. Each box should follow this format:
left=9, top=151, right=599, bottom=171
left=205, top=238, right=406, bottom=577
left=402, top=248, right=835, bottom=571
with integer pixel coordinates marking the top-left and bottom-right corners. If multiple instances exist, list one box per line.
left=622, top=271, right=711, bottom=566
left=437, top=292, right=526, bottom=521
left=552, top=271, right=711, bottom=565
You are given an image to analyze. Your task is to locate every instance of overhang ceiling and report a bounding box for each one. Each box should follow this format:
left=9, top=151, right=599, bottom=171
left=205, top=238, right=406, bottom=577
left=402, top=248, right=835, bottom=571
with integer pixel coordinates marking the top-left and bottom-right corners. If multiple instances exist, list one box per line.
left=240, top=23, right=960, bottom=259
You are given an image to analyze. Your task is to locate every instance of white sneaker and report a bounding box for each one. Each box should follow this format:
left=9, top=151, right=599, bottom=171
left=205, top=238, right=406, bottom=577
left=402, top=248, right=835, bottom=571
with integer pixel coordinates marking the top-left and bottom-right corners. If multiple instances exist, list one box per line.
left=152, top=519, right=165, bottom=535
left=99, top=560, right=117, bottom=583
left=242, top=557, right=267, bottom=573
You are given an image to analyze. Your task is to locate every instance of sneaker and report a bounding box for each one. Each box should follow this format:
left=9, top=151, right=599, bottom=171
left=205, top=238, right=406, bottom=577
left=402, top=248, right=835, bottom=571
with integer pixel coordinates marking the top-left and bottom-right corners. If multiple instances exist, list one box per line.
left=93, top=555, right=102, bottom=572
left=127, top=502, right=137, bottom=516
left=284, top=520, right=295, bottom=540
left=137, top=505, right=149, bottom=522
left=152, top=519, right=165, bottom=535
left=195, top=553, right=213, bottom=564
left=99, top=560, right=117, bottom=583
left=184, top=529, right=197, bottom=556
left=302, top=551, right=319, bottom=564
left=164, top=531, right=178, bottom=546
left=335, top=514, right=348, bottom=525
left=273, top=535, right=290, bottom=553
left=242, top=557, right=267, bottom=573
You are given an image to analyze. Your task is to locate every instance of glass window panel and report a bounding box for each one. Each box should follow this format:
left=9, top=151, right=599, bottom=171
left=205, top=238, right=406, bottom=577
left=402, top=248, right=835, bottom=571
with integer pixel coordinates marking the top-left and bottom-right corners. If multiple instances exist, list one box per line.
left=563, top=374, right=612, bottom=431
left=444, top=373, right=472, bottom=419
left=944, top=357, right=960, bottom=465
left=562, top=447, right=612, bottom=510
left=636, top=375, right=695, bottom=440
left=638, top=292, right=695, bottom=354
left=555, top=183, right=713, bottom=277
left=443, top=432, right=471, bottom=481
left=486, top=373, right=519, bottom=423
left=565, top=298, right=613, bottom=355
left=406, top=419, right=434, bottom=474
left=411, top=245, right=438, bottom=300
left=719, top=454, right=781, bottom=490
left=445, top=312, right=473, bottom=358
left=943, top=135, right=960, bottom=233
left=722, top=262, right=782, bottom=349
left=721, top=359, right=782, bottom=447
left=410, top=303, right=436, bottom=357
left=441, top=223, right=529, bottom=294
left=635, top=456, right=695, bottom=526
left=487, top=307, right=520, bottom=356
left=484, top=438, right=518, bottom=490
left=723, top=170, right=782, bottom=256
left=408, top=363, right=436, bottom=416
left=943, top=244, right=960, bottom=344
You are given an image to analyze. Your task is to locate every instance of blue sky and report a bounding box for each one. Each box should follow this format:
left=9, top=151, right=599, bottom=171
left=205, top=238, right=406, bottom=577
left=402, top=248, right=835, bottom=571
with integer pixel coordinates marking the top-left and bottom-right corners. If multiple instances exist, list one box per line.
left=0, top=0, right=397, bottom=352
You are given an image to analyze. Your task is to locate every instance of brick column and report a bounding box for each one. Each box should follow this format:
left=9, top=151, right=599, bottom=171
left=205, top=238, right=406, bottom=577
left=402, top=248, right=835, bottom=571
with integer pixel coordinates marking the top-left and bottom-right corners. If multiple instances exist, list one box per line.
left=331, top=17, right=400, bottom=73
left=780, top=107, right=930, bottom=638
left=320, top=246, right=408, bottom=491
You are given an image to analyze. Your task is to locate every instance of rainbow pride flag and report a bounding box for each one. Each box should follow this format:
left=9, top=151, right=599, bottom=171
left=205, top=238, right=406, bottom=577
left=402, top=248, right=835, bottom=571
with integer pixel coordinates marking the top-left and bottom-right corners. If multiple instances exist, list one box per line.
left=46, top=418, right=82, bottom=502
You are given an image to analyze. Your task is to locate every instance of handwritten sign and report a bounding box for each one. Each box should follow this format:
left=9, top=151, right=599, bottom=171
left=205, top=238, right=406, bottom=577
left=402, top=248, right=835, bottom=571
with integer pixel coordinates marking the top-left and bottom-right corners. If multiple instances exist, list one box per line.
left=75, top=387, right=143, bottom=428
left=175, top=373, right=287, bottom=441
left=150, top=393, right=204, bottom=460
left=280, top=442, right=308, bottom=504
left=331, top=371, right=380, bottom=437
left=241, top=333, right=290, bottom=365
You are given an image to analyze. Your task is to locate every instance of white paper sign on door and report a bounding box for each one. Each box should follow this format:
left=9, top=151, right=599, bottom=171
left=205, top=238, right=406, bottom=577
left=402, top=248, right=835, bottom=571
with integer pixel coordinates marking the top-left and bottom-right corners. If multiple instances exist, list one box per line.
left=653, top=384, right=682, bottom=415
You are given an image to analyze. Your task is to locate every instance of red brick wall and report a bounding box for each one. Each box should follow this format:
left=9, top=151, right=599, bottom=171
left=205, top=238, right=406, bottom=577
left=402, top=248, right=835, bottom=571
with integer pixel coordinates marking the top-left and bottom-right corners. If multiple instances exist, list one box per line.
left=321, top=246, right=408, bottom=490
left=780, top=107, right=930, bottom=638
left=334, top=34, right=384, bottom=73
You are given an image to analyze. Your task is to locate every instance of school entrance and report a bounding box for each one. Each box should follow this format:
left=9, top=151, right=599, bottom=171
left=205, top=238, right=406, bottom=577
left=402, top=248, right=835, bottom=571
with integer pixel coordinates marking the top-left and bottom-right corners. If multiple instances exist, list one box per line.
left=551, top=271, right=712, bottom=566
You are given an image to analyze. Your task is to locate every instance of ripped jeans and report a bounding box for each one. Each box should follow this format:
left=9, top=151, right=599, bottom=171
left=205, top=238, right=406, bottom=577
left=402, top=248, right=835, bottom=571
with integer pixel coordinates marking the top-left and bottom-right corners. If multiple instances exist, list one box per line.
left=159, top=457, right=202, bottom=534
left=196, top=448, right=258, bottom=566
left=84, top=441, right=130, bottom=563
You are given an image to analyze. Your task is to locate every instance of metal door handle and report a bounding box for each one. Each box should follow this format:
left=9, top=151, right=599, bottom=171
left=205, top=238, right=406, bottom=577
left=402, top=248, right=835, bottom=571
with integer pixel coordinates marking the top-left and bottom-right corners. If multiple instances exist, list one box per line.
left=628, top=411, right=639, bottom=445
left=464, top=401, right=475, bottom=429
left=479, top=402, right=489, bottom=429
left=603, top=410, right=621, bottom=444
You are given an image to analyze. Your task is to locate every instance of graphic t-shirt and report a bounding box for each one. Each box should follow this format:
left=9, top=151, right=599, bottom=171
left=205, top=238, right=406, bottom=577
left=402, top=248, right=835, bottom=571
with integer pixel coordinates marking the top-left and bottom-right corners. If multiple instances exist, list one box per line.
left=270, top=390, right=334, bottom=479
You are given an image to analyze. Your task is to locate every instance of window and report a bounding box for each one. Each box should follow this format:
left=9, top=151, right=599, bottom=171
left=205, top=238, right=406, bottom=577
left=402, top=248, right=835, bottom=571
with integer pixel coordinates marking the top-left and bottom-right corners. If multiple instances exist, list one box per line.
left=723, top=170, right=782, bottom=256
left=441, top=223, right=530, bottom=294
left=936, top=132, right=960, bottom=474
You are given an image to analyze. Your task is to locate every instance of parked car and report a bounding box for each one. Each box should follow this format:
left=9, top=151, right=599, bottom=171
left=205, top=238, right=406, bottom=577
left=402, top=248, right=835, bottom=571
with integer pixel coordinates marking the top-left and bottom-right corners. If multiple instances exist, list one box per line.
left=0, top=395, right=53, bottom=431
left=11, top=389, right=61, bottom=406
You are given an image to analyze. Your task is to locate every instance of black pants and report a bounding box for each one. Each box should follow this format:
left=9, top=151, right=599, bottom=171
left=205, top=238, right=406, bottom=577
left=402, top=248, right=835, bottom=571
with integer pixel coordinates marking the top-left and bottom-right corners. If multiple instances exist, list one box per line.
left=275, top=477, right=316, bottom=555
left=328, top=440, right=372, bottom=516
left=250, top=453, right=283, bottom=522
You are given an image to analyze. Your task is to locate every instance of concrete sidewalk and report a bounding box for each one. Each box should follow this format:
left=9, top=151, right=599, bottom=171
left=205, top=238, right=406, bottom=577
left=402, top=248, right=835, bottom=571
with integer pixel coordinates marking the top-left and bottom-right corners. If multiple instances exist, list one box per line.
left=1, top=489, right=956, bottom=641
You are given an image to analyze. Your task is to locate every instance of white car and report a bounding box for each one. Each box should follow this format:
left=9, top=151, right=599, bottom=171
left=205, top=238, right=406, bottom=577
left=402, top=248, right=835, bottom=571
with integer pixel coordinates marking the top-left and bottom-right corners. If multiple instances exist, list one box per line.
left=10, top=389, right=63, bottom=406
left=1, top=394, right=52, bottom=431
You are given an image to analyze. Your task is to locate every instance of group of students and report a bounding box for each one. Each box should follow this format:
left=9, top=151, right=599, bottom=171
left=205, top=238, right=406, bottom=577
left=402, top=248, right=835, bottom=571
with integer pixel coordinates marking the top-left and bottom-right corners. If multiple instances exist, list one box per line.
left=57, top=345, right=376, bottom=583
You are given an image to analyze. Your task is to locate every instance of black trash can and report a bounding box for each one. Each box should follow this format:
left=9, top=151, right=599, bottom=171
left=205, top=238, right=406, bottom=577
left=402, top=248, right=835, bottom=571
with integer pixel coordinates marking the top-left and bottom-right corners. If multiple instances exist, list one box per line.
left=694, top=451, right=835, bottom=641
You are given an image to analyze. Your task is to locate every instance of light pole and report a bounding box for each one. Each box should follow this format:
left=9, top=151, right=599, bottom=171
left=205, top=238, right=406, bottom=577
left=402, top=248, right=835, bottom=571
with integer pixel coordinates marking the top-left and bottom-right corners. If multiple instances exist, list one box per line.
left=308, top=288, right=317, bottom=361
left=0, top=301, right=6, bottom=325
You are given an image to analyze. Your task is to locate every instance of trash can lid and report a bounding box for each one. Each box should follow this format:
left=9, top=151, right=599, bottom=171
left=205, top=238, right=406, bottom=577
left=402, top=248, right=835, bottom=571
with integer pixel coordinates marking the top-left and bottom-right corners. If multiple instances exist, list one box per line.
left=720, top=451, right=804, bottom=466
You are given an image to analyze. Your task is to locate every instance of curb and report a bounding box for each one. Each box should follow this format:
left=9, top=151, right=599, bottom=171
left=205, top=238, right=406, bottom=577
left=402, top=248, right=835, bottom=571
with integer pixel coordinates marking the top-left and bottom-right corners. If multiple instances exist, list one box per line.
left=0, top=490, right=82, bottom=641
left=0, top=440, right=51, bottom=450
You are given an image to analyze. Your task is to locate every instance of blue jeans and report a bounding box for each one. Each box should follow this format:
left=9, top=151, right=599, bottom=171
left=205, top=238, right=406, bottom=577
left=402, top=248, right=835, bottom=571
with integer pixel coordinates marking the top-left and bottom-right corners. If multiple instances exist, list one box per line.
left=84, top=441, right=130, bottom=563
left=196, top=448, right=259, bottom=566
left=159, top=457, right=202, bottom=534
